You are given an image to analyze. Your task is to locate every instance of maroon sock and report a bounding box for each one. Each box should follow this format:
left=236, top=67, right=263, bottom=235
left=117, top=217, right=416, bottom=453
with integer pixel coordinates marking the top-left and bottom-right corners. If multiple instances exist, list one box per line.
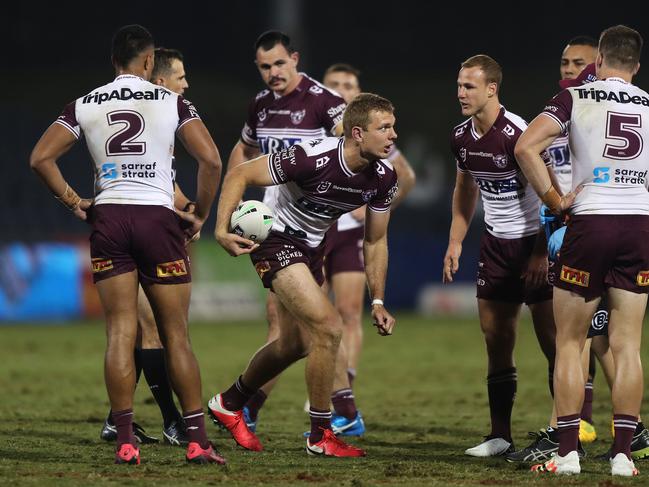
left=221, top=375, right=256, bottom=412
left=580, top=381, right=594, bottom=423
left=347, top=368, right=356, bottom=388
left=309, top=407, right=331, bottom=443
left=331, top=388, right=357, bottom=420
left=112, top=408, right=135, bottom=447
left=183, top=409, right=209, bottom=449
left=487, top=367, right=516, bottom=441
left=245, top=390, right=268, bottom=421
left=557, top=414, right=581, bottom=456
left=613, top=414, right=638, bottom=459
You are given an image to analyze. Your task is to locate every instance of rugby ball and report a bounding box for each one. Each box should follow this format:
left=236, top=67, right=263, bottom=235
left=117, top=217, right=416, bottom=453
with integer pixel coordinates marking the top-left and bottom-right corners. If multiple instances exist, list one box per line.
left=230, top=200, right=274, bottom=243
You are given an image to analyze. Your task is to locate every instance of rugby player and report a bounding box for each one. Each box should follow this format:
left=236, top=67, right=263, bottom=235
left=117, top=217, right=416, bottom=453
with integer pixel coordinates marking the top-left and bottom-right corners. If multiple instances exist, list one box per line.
left=443, top=54, right=558, bottom=457
left=321, top=63, right=416, bottom=435
left=516, top=25, right=648, bottom=476
left=223, top=31, right=347, bottom=431
left=99, top=47, right=193, bottom=448
left=207, top=93, right=398, bottom=457
left=30, top=25, right=225, bottom=465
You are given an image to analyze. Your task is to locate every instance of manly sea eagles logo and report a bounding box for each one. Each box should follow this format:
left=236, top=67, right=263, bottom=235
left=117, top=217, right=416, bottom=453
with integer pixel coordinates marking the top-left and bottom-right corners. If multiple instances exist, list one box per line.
left=459, top=147, right=467, bottom=162
left=493, top=154, right=508, bottom=169
left=362, top=189, right=378, bottom=203
left=290, top=109, right=306, bottom=125
left=258, top=108, right=267, bottom=122
left=317, top=181, right=332, bottom=193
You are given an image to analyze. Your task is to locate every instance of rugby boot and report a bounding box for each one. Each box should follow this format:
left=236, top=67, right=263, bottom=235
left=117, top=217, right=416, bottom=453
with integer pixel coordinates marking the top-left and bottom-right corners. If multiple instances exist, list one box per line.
left=242, top=406, right=257, bottom=433
left=611, top=452, right=639, bottom=476
left=598, top=427, right=649, bottom=460
left=100, top=417, right=158, bottom=444
left=186, top=441, right=227, bottom=465
left=465, top=436, right=513, bottom=457
left=306, top=428, right=366, bottom=457
left=207, top=393, right=263, bottom=451
left=332, top=412, right=365, bottom=436
left=115, top=443, right=140, bottom=465
left=506, top=429, right=586, bottom=463
left=531, top=451, right=580, bottom=475
left=163, top=418, right=190, bottom=446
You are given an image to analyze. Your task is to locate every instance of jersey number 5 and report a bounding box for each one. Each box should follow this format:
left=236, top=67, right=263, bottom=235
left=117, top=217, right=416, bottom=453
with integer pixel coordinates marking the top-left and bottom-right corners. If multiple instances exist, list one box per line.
left=603, top=111, right=643, bottom=160
left=105, top=110, right=146, bottom=156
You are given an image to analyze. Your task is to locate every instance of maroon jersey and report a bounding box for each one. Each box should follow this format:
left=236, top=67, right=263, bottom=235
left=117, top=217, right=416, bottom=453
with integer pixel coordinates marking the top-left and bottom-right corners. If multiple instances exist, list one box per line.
left=241, top=73, right=345, bottom=154
left=266, top=137, right=398, bottom=247
left=451, top=106, right=550, bottom=238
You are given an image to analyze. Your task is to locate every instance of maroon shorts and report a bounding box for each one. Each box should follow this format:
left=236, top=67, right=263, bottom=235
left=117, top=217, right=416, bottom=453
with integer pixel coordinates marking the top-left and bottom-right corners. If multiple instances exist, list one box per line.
left=324, top=225, right=364, bottom=279
left=89, top=204, right=191, bottom=285
left=477, top=231, right=553, bottom=304
left=555, top=215, right=649, bottom=300
left=250, top=230, right=325, bottom=290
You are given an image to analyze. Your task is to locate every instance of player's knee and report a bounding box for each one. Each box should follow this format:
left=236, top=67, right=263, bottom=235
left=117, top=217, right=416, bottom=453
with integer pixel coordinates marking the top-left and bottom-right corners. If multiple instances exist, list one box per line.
left=310, top=312, right=343, bottom=347
left=337, top=302, right=362, bottom=328
left=278, top=335, right=310, bottom=360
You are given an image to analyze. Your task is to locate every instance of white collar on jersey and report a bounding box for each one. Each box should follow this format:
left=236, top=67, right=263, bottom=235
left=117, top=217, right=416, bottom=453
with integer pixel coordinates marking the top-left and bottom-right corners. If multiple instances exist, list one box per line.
left=272, top=72, right=307, bottom=99
left=338, top=138, right=356, bottom=177
left=114, top=74, right=147, bottom=82
left=605, top=77, right=629, bottom=85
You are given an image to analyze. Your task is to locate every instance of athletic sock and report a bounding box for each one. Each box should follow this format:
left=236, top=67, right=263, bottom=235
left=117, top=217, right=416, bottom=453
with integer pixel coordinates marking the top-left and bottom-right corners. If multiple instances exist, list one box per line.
left=309, top=407, right=332, bottom=443
left=140, top=348, right=181, bottom=427
left=613, top=414, right=638, bottom=459
left=487, top=367, right=517, bottom=441
left=183, top=409, right=210, bottom=449
left=331, top=388, right=357, bottom=420
left=221, top=375, right=256, bottom=412
left=244, top=390, right=268, bottom=422
left=112, top=408, right=136, bottom=447
left=557, top=414, right=581, bottom=456
left=347, top=368, right=356, bottom=388
left=580, top=380, right=594, bottom=423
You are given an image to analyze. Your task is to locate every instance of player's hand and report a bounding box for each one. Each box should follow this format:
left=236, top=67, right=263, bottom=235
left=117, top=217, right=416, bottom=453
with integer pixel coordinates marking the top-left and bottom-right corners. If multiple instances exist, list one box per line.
left=551, top=184, right=583, bottom=215
left=175, top=207, right=205, bottom=244
left=442, top=240, right=462, bottom=283
left=73, top=198, right=93, bottom=221
left=522, top=249, right=548, bottom=289
left=371, top=305, right=395, bottom=336
left=215, top=230, right=259, bottom=256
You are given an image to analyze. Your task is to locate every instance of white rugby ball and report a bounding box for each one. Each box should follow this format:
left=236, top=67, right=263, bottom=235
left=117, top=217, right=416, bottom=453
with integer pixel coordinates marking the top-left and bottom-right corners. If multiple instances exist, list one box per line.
left=230, top=200, right=274, bottom=243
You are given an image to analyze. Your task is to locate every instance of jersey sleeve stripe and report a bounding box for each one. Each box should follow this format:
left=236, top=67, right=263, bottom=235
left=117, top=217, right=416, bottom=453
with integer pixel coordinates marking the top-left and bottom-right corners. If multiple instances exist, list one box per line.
left=368, top=205, right=390, bottom=213
left=541, top=112, right=566, bottom=132
left=54, top=120, right=80, bottom=139
left=267, top=155, right=281, bottom=185
left=176, top=117, right=198, bottom=132
left=241, top=130, right=259, bottom=147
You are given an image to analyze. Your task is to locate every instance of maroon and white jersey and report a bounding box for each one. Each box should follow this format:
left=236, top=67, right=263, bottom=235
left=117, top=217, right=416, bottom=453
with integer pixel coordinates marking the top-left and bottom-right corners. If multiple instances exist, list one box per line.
left=55, top=75, right=199, bottom=209
left=266, top=137, right=398, bottom=247
left=451, top=107, right=550, bottom=238
left=542, top=78, right=649, bottom=215
left=240, top=73, right=346, bottom=209
left=547, top=131, right=571, bottom=194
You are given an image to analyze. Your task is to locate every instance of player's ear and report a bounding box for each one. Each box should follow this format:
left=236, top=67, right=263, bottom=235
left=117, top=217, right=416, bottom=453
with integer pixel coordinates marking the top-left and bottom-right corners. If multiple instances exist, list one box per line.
left=144, top=52, right=154, bottom=73
left=487, top=82, right=497, bottom=98
left=351, top=125, right=363, bottom=142
left=291, top=51, right=299, bottom=66
left=633, top=61, right=640, bottom=76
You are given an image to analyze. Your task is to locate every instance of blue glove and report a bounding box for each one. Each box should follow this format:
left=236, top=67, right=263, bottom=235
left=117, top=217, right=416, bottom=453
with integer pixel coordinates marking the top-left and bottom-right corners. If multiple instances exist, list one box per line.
left=548, top=226, right=566, bottom=260
left=539, top=204, right=559, bottom=241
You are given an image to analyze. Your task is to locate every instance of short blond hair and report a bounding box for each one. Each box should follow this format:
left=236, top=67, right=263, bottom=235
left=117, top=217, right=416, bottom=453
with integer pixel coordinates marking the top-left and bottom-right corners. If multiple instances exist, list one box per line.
left=343, top=93, right=394, bottom=137
left=461, top=54, right=502, bottom=90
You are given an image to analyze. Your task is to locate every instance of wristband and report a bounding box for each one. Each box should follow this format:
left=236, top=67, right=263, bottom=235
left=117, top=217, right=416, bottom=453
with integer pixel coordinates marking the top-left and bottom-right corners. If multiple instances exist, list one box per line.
left=371, top=299, right=384, bottom=307
left=541, top=186, right=561, bottom=214
left=55, top=184, right=81, bottom=211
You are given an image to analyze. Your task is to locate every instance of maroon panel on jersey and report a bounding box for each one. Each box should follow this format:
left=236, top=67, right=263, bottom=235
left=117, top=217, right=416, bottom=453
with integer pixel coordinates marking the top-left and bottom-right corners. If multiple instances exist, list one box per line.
left=177, top=96, right=201, bottom=130
left=89, top=204, right=191, bottom=285
left=555, top=215, right=649, bottom=300
left=250, top=230, right=325, bottom=289
left=55, top=101, right=81, bottom=138
left=476, top=231, right=552, bottom=304
left=324, top=225, right=364, bottom=278
left=542, top=90, right=573, bottom=131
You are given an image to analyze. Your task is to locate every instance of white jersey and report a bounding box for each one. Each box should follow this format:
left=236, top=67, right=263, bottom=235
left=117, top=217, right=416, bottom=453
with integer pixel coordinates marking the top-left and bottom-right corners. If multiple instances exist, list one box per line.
left=542, top=78, right=649, bottom=215
left=55, top=75, right=200, bottom=209
left=547, top=131, right=572, bottom=194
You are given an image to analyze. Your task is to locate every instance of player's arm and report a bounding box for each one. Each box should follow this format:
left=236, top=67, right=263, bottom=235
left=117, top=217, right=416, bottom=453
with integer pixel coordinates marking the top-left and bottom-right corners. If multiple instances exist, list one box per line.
left=30, top=123, right=92, bottom=220
left=173, top=183, right=193, bottom=211
left=515, top=115, right=576, bottom=213
left=363, top=208, right=396, bottom=336
left=442, top=170, right=479, bottom=283
left=390, top=152, right=416, bottom=208
left=214, top=155, right=275, bottom=256
left=176, top=119, right=222, bottom=239
left=227, top=140, right=262, bottom=172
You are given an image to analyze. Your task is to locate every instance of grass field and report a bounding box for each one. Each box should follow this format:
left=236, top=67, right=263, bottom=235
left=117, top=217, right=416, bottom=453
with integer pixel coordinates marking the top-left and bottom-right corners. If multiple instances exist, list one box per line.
left=1, top=313, right=647, bottom=486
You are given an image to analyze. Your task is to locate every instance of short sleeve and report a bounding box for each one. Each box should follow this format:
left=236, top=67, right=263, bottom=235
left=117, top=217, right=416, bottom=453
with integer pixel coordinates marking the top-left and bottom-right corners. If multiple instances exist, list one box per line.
left=54, top=101, right=81, bottom=139
left=241, top=99, right=259, bottom=147
left=368, top=165, right=399, bottom=213
left=450, top=130, right=467, bottom=173
left=267, top=144, right=309, bottom=184
left=541, top=89, right=573, bottom=132
left=177, top=96, right=201, bottom=130
left=319, top=92, right=346, bottom=135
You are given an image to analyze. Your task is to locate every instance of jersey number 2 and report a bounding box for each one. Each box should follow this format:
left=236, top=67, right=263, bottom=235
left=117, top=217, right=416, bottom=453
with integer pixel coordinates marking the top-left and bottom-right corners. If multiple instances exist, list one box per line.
left=105, top=110, right=146, bottom=156
left=603, top=111, right=643, bottom=160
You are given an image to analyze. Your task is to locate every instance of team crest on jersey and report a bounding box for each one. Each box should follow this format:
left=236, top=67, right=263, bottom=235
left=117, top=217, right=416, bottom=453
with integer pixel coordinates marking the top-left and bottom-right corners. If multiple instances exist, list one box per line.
left=493, top=154, right=508, bottom=168
left=258, top=108, right=267, bottom=122
left=255, top=260, right=271, bottom=279
left=459, top=147, right=467, bottom=162
left=502, top=124, right=515, bottom=137
left=309, top=85, right=323, bottom=95
left=290, top=109, right=306, bottom=125
left=317, top=181, right=332, bottom=193
left=362, top=189, right=378, bottom=203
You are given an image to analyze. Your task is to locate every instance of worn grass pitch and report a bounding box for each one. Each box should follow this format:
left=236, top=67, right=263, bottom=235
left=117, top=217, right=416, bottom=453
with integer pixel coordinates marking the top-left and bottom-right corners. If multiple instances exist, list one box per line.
left=0, top=314, right=647, bottom=486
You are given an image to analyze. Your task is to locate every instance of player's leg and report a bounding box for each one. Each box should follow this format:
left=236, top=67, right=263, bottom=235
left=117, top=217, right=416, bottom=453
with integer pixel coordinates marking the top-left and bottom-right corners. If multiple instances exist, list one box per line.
left=607, top=287, right=646, bottom=463
left=136, top=285, right=186, bottom=445
left=465, top=298, right=520, bottom=457
left=528, top=299, right=556, bottom=398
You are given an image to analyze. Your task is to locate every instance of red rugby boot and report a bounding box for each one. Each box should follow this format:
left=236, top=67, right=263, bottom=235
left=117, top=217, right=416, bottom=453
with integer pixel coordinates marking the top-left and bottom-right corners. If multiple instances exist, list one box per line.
left=186, top=441, right=227, bottom=465
left=115, top=443, right=140, bottom=465
left=207, top=393, right=263, bottom=451
left=306, top=428, right=366, bottom=457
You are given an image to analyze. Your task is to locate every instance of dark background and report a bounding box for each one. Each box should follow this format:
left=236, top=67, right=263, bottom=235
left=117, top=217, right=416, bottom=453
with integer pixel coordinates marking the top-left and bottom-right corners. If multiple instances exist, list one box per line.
left=2, top=2, right=648, bottom=297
